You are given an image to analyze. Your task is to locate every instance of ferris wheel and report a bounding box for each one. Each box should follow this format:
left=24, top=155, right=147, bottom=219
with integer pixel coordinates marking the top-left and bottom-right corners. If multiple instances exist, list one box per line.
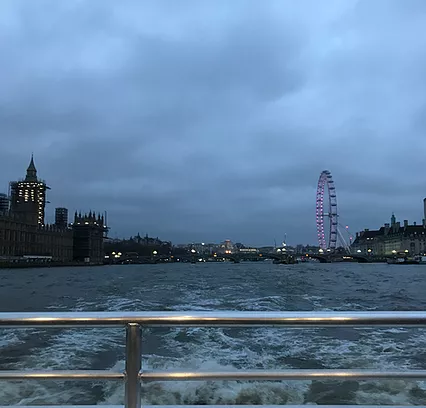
left=316, top=170, right=338, bottom=250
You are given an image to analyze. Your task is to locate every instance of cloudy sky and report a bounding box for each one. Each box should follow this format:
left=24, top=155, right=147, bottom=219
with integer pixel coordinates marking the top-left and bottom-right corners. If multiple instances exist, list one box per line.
left=1, top=0, right=426, bottom=246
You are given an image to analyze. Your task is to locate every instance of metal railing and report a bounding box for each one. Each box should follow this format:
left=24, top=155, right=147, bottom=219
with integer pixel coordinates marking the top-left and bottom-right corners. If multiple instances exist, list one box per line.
left=1, top=311, right=426, bottom=408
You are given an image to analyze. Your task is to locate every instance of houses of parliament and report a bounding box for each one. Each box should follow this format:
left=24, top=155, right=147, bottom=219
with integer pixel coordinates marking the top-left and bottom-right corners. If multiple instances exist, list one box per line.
left=0, top=156, right=107, bottom=264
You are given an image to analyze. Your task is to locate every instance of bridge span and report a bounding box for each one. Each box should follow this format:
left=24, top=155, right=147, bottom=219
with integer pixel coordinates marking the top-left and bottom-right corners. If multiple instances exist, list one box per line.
left=110, top=251, right=387, bottom=265
left=113, top=251, right=298, bottom=265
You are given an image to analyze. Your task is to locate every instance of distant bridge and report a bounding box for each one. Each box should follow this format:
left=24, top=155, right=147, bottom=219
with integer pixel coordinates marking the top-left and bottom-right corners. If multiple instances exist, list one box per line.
left=305, top=252, right=388, bottom=263
left=113, top=251, right=297, bottom=265
left=220, top=252, right=296, bottom=263
left=177, top=251, right=297, bottom=264
left=110, top=251, right=387, bottom=265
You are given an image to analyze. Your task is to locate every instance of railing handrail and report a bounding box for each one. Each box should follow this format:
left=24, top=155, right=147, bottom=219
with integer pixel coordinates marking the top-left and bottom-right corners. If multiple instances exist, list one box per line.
left=0, top=406, right=420, bottom=408
left=1, top=311, right=426, bottom=408
left=1, top=310, right=426, bottom=327
left=0, top=369, right=425, bottom=381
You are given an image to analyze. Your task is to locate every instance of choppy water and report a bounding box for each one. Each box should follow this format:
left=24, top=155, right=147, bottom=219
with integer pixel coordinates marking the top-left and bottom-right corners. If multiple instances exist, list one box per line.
left=1, top=262, right=426, bottom=405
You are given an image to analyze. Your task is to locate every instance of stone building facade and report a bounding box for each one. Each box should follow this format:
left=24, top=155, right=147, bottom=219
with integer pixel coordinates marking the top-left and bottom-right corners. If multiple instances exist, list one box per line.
left=352, top=214, right=426, bottom=256
left=72, top=212, right=106, bottom=264
left=0, top=213, right=73, bottom=262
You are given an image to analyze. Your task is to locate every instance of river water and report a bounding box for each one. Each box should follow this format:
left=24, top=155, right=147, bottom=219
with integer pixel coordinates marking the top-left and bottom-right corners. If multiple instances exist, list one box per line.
left=1, top=262, right=426, bottom=405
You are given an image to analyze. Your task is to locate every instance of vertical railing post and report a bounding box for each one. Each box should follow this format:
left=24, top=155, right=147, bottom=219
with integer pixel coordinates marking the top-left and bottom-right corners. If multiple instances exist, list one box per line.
left=125, top=323, right=142, bottom=408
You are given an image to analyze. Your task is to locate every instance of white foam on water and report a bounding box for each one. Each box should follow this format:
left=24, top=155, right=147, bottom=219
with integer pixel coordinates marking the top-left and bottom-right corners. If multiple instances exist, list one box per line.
left=355, top=379, right=426, bottom=405
left=28, top=328, right=122, bottom=369
left=0, top=381, right=68, bottom=406
left=0, top=324, right=124, bottom=405
left=301, top=294, right=326, bottom=309
left=3, top=274, right=426, bottom=405
left=101, top=358, right=310, bottom=406
left=0, top=295, right=128, bottom=405
left=0, top=330, right=25, bottom=348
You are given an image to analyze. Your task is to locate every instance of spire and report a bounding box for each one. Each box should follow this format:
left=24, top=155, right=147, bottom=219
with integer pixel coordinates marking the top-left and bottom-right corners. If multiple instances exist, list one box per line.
left=25, top=154, right=38, bottom=182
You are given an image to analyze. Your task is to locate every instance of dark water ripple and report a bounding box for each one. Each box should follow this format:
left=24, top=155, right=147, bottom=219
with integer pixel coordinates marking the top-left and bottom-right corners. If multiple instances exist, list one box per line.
left=0, top=262, right=426, bottom=405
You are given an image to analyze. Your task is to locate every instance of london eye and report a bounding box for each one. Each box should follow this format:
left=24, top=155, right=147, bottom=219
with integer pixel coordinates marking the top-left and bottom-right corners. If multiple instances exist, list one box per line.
left=316, top=170, right=338, bottom=250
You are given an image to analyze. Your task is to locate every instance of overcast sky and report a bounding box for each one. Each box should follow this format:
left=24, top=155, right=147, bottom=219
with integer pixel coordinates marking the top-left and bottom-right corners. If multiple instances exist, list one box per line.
left=1, top=0, right=426, bottom=246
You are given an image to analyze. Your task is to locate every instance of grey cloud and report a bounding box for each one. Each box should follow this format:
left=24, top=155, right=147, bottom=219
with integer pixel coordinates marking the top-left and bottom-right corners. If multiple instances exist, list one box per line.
left=1, top=0, right=426, bottom=245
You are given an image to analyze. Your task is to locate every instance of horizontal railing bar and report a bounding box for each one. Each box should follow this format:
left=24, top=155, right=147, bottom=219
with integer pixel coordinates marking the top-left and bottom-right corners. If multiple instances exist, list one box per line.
left=2, top=406, right=424, bottom=408
left=1, top=311, right=426, bottom=327
left=2, top=369, right=426, bottom=382
left=140, top=369, right=426, bottom=381
left=0, top=406, right=124, bottom=408
left=0, top=370, right=124, bottom=380
left=0, top=406, right=424, bottom=408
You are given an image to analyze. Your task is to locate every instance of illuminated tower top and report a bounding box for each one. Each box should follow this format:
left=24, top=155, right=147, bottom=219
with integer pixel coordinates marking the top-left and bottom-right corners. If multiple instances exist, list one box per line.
left=9, top=155, right=50, bottom=225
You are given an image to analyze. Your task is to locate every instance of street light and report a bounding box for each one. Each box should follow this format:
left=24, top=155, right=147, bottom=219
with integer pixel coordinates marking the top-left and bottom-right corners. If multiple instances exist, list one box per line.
left=404, top=249, right=409, bottom=254
left=367, top=249, right=372, bottom=253
left=191, top=249, right=196, bottom=253
left=319, top=248, right=324, bottom=254
left=153, top=250, right=158, bottom=255
left=392, top=250, right=397, bottom=254
left=357, top=249, right=362, bottom=253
